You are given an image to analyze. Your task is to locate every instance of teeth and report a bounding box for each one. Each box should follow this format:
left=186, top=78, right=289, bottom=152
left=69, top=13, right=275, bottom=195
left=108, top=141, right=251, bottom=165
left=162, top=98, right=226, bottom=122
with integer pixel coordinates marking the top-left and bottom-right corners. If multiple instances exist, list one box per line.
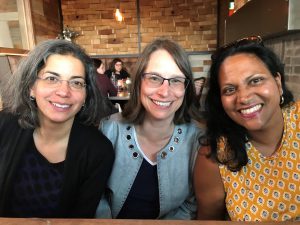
left=241, top=104, right=262, bottom=115
left=153, top=100, right=171, bottom=107
left=52, top=103, right=70, bottom=109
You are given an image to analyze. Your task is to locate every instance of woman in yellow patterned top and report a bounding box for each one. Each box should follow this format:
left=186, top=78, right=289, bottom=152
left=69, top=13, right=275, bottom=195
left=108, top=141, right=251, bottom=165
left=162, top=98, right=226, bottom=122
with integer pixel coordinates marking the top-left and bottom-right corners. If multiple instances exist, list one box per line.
left=194, top=36, right=300, bottom=221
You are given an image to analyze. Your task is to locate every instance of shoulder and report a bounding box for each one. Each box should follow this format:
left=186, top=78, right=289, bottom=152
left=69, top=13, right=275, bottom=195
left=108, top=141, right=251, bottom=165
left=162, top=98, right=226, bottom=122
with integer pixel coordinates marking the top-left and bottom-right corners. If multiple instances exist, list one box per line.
left=283, top=101, right=300, bottom=121
left=194, top=145, right=223, bottom=181
left=104, top=69, right=112, bottom=75
left=71, top=120, right=113, bottom=154
left=0, top=111, right=19, bottom=130
left=180, top=120, right=205, bottom=138
left=194, top=146, right=226, bottom=220
left=292, top=101, right=300, bottom=114
left=100, top=113, right=125, bottom=131
left=99, top=113, right=129, bottom=142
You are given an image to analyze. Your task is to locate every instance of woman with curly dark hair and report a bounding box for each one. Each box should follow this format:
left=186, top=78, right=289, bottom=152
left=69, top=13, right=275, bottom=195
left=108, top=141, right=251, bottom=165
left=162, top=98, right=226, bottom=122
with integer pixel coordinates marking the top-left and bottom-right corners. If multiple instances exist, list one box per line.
left=104, top=58, right=130, bottom=81
left=194, top=36, right=299, bottom=221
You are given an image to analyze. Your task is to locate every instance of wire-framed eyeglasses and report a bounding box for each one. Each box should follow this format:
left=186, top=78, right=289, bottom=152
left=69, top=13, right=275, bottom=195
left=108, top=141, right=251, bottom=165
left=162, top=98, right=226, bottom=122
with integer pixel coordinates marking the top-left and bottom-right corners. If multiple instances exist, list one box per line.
left=142, top=73, right=189, bottom=92
left=37, top=73, right=87, bottom=91
left=211, top=35, right=263, bottom=61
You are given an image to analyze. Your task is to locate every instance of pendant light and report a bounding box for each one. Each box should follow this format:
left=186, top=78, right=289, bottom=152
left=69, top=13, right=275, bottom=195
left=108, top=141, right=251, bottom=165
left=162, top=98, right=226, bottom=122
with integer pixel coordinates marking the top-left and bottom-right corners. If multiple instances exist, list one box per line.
left=115, top=8, right=124, bottom=22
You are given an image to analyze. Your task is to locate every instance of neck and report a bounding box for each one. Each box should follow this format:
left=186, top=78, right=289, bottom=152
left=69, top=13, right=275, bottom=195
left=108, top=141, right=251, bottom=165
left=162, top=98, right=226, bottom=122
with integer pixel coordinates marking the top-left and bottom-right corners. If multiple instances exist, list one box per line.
left=35, top=119, right=73, bottom=142
left=136, top=118, right=174, bottom=141
left=248, top=109, right=284, bottom=157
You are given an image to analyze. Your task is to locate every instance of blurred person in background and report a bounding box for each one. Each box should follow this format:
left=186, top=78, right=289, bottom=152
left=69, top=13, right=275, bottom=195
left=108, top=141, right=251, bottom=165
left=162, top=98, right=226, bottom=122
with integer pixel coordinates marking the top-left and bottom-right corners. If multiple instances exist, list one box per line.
left=104, top=58, right=130, bottom=81
left=93, top=58, right=117, bottom=97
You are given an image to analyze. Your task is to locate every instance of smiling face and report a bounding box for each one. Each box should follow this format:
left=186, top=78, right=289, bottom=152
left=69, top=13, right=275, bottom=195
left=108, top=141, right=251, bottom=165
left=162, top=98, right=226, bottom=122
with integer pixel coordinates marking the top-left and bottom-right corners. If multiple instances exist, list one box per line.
left=218, top=53, right=283, bottom=133
left=30, top=54, right=86, bottom=127
left=114, top=61, right=122, bottom=73
left=140, top=49, right=186, bottom=122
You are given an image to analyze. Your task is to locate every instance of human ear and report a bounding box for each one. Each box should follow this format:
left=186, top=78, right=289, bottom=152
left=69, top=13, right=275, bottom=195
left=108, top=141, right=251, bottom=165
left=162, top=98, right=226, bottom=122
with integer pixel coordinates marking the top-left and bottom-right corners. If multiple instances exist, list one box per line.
left=274, top=72, right=283, bottom=95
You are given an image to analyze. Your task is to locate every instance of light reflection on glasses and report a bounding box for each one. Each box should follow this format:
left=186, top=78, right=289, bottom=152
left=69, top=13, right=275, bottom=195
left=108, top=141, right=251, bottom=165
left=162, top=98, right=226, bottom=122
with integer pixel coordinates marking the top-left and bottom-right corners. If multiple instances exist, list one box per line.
left=142, top=73, right=189, bottom=92
left=37, top=73, right=86, bottom=91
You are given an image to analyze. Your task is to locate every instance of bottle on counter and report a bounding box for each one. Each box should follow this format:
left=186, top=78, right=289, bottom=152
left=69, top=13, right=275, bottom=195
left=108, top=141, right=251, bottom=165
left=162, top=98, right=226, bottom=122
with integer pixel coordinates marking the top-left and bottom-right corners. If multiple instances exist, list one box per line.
left=111, top=72, right=117, bottom=87
left=125, top=78, right=132, bottom=95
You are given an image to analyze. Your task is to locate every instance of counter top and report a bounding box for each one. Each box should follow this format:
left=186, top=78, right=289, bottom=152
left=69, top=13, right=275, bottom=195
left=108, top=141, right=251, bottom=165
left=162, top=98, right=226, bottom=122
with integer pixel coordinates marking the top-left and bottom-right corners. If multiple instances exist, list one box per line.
left=0, top=218, right=298, bottom=225
left=109, top=91, right=130, bottom=101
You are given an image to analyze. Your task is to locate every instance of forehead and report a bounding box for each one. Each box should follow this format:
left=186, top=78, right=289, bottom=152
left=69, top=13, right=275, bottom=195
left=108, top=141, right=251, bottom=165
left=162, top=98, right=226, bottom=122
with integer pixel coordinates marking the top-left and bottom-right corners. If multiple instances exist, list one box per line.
left=219, top=53, right=270, bottom=80
left=42, top=54, right=85, bottom=77
left=145, top=49, right=183, bottom=75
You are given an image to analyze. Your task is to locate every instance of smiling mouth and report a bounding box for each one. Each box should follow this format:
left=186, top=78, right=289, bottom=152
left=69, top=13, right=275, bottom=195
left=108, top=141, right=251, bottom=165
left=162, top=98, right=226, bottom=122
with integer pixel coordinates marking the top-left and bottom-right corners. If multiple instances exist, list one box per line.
left=240, top=104, right=262, bottom=115
left=152, top=100, right=172, bottom=107
left=52, top=102, right=71, bottom=109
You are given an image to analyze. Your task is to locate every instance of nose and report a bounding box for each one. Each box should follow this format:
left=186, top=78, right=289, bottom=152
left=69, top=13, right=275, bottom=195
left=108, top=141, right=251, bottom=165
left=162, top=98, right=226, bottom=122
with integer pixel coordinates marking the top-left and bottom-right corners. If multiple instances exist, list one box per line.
left=55, top=80, right=71, bottom=97
left=237, top=87, right=252, bottom=105
left=156, top=80, right=170, bottom=96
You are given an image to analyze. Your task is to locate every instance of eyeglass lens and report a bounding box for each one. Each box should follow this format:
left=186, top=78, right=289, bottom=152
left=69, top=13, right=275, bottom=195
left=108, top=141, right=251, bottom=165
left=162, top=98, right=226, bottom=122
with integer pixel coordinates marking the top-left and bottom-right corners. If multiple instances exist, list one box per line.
left=143, top=73, right=189, bottom=91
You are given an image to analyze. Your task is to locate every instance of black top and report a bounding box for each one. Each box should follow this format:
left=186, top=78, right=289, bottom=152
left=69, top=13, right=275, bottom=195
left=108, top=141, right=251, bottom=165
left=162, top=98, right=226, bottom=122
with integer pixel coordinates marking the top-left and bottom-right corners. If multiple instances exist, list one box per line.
left=0, top=111, right=115, bottom=218
left=104, top=69, right=130, bottom=80
left=117, top=159, right=159, bottom=219
left=8, top=136, right=64, bottom=217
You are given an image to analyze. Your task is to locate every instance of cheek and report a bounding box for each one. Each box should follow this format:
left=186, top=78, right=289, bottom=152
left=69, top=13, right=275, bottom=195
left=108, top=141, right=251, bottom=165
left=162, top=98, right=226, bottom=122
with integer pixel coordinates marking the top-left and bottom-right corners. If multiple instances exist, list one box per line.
left=78, top=91, right=87, bottom=104
left=140, top=82, right=154, bottom=96
left=221, top=96, right=234, bottom=112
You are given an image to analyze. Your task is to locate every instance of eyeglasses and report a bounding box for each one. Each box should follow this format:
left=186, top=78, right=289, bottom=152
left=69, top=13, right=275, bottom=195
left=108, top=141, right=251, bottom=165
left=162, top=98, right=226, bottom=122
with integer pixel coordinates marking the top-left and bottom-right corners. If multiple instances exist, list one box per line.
left=37, top=73, right=87, bottom=91
left=211, top=35, right=263, bottom=61
left=142, top=73, right=189, bottom=92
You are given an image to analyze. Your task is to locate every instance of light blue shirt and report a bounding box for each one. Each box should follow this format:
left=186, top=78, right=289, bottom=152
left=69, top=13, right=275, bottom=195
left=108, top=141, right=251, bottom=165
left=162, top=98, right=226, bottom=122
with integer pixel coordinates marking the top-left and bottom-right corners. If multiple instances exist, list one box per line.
left=96, top=113, right=204, bottom=219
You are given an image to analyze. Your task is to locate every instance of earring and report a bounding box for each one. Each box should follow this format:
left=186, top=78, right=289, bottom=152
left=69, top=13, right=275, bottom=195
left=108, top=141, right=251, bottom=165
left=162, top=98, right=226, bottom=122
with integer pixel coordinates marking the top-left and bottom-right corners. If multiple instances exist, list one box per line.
left=30, top=96, right=35, bottom=101
left=280, top=95, right=284, bottom=105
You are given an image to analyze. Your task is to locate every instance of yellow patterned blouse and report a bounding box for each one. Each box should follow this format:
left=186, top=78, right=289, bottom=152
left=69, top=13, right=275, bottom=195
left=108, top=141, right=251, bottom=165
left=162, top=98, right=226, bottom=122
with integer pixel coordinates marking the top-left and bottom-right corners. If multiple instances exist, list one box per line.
left=219, top=101, right=300, bottom=221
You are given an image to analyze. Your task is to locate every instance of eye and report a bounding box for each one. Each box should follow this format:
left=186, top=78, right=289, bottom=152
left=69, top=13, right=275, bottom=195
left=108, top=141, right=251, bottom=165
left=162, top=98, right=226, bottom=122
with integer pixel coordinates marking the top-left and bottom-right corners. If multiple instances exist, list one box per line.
left=44, top=75, right=59, bottom=83
left=222, top=86, right=236, bottom=96
left=69, top=79, right=86, bottom=89
left=170, top=78, right=185, bottom=85
left=148, top=74, right=162, bottom=83
left=250, top=77, right=264, bottom=85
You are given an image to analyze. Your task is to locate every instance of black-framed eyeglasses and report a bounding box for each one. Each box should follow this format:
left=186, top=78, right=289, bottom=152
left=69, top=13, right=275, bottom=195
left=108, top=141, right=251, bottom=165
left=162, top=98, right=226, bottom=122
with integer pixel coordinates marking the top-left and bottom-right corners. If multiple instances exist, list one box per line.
left=211, top=35, right=263, bottom=61
left=142, top=73, right=190, bottom=92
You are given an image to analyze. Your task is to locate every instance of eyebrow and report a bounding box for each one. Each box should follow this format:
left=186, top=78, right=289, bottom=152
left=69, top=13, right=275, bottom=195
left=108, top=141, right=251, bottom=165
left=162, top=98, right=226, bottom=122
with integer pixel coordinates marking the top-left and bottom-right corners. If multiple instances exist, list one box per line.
left=43, top=71, right=85, bottom=79
left=146, top=72, right=185, bottom=78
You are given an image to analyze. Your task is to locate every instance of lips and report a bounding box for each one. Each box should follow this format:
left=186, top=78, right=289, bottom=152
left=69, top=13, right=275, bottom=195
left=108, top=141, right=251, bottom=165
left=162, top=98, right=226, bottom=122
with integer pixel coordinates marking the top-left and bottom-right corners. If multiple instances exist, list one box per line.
left=52, top=102, right=71, bottom=109
left=240, top=104, right=262, bottom=115
left=152, top=100, right=171, bottom=107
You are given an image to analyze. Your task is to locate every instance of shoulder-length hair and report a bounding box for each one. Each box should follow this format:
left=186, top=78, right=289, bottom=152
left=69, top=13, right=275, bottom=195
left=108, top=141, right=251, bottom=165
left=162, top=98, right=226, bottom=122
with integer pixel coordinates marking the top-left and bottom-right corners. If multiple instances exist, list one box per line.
left=2, top=39, right=107, bottom=128
left=204, top=42, right=294, bottom=171
left=109, top=58, right=123, bottom=72
left=122, top=37, right=201, bottom=125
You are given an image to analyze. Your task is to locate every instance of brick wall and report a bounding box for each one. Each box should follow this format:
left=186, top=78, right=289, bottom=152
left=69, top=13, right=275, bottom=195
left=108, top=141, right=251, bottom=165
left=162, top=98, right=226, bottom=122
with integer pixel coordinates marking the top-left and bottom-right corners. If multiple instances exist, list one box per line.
left=265, top=33, right=300, bottom=101
left=61, top=0, right=217, bottom=55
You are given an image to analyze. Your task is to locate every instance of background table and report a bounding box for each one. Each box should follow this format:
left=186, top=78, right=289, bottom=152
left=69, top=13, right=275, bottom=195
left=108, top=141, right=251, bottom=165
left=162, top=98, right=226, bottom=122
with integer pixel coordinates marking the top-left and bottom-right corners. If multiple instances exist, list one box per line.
left=109, top=91, right=130, bottom=110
